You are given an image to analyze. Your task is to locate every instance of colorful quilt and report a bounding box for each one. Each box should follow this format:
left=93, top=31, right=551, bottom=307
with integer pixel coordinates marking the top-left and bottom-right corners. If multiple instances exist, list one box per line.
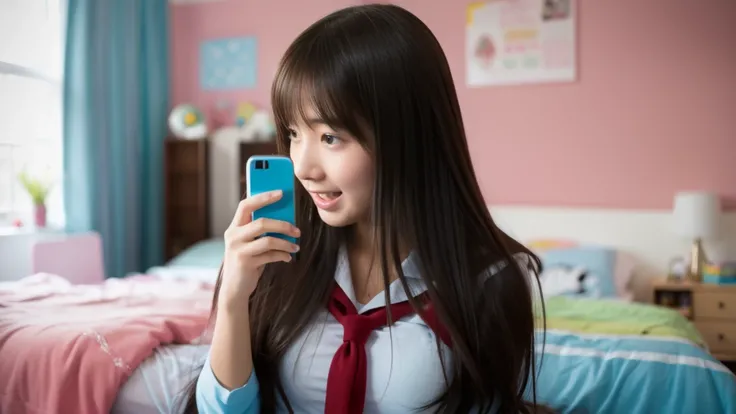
left=532, top=297, right=735, bottom=413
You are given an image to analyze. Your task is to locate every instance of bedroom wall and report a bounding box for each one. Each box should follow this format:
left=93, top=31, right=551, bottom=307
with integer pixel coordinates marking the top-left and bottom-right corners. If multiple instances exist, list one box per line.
left=169, top=0, right=736, bottom=210
left=169, top=0, right=736, bottom=301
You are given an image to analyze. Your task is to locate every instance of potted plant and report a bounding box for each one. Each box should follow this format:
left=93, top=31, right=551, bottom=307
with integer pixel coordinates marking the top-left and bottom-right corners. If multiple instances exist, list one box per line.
left=18, top=170, right=53, bottom=228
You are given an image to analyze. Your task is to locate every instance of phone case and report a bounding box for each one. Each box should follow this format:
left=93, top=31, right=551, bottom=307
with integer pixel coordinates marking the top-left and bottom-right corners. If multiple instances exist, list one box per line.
left=246, top=155, right=297, bottom=244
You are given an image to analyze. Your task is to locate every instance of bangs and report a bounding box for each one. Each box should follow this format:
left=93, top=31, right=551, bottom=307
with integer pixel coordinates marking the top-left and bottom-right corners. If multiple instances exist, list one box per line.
left=271, top=36, right=370, bottom=148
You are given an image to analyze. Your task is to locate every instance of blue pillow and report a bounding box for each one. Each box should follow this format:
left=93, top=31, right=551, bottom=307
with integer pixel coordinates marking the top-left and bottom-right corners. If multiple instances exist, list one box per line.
left=167, top=238, right=225, bottom=269
left=539, top=246, right=618, bottom=298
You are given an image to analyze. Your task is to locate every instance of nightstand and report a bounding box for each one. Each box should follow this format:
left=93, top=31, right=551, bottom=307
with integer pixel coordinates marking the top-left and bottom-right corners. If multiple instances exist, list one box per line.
left=652, top=279, right=736, bottom=364
left=0, top=227, right=67, bottom=282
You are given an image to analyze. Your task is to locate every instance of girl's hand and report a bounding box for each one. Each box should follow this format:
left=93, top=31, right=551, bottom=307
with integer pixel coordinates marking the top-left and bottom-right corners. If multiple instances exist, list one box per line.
left=219, top=190, right=300, bottom=312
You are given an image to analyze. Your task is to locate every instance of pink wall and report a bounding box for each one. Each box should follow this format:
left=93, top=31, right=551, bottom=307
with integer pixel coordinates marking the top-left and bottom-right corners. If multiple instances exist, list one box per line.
left=170, top=0, right=736, bottom=210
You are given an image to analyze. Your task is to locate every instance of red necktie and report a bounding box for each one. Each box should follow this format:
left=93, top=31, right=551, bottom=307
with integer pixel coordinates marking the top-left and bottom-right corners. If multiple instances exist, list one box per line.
left=324, top=284, right=450, bottom=414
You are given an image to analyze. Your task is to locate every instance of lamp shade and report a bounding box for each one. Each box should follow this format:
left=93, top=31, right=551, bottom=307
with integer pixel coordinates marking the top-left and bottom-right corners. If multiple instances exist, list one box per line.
left=672, top=192, right=721, bottom=239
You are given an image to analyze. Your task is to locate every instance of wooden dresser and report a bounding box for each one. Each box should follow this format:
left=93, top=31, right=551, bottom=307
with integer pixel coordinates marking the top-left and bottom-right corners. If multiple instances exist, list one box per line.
left=163, top=138, right=210, bottom=261
left=652, top=280, right=736, bottom=362
left=692, top=284, right=736, bottom=362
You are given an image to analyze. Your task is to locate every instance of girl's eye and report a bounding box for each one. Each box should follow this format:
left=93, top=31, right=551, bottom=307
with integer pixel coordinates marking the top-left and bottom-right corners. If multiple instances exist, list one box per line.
left=322, top=134, right=340, bottom=145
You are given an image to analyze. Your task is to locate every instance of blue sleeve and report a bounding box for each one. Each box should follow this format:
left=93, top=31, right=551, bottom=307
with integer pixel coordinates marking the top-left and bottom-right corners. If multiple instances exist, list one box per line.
left=195, top=353, right=261, bottom=414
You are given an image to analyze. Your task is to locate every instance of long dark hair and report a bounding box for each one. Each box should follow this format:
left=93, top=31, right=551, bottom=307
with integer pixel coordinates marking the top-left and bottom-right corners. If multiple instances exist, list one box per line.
left=183, top=4, right=547, bottom=413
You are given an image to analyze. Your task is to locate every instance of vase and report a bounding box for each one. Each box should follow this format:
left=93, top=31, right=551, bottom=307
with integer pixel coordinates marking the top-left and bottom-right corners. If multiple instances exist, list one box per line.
left=35, top=204, right=47, bottom=228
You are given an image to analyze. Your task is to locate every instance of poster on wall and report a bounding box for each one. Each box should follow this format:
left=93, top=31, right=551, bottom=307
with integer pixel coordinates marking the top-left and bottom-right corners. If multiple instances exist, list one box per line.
left=200, top=37, right=257, bottom=90
left=466, top=0, right=576, bottom=87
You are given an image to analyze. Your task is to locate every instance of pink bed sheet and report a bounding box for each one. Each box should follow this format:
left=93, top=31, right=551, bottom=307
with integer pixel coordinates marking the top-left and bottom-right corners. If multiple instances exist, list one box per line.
left=0, top=273, right=214, bottom=414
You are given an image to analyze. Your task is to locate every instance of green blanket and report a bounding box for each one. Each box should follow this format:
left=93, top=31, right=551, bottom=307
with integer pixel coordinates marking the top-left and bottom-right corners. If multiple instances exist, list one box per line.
left=536, top=296, right=705, bottom=347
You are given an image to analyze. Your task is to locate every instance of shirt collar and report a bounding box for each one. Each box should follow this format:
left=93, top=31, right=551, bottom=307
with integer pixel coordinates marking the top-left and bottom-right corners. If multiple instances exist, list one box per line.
left=334, top=245, right=427, bottom=314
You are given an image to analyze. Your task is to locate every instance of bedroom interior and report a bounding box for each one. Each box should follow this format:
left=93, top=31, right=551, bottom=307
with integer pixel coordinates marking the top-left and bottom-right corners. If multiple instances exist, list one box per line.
left=0, top=0, right=735, bottom=413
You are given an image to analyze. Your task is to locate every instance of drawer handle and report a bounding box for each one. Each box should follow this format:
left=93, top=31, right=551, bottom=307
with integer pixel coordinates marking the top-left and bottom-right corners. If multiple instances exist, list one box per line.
left=718, top=333, right=725, bottom=342
left=718, top=301, right=725, bottom=309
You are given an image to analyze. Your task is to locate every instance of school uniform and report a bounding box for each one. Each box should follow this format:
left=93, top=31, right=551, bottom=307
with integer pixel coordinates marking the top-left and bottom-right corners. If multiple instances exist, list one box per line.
left=196, top=246, right=456, bottom=413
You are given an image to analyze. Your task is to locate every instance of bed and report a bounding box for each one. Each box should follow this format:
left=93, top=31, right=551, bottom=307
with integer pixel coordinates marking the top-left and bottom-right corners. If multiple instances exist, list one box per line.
left=534, top=297, right=734, bottom=412
left=112, top=239, right=224, bottom=413
left=120, top=241, right=735, bottom=413
left=0, top=237, right=222, bottom=414
left=2, top=232, right=734, bottom=413
left=529, top=244, right=735, bottom=413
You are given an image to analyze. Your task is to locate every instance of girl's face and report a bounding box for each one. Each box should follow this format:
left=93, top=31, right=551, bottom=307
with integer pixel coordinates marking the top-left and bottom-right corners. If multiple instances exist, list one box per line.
left=289, top=106, right=374, bottom=228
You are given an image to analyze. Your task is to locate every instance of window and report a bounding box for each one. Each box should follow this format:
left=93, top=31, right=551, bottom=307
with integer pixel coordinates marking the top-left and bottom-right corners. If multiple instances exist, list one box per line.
left=0, top=0, right=65, bottom=227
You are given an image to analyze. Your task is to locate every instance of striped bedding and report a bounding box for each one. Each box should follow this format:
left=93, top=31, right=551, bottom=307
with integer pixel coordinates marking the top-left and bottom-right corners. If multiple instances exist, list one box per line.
left=532, top=297, right=735, bottom=413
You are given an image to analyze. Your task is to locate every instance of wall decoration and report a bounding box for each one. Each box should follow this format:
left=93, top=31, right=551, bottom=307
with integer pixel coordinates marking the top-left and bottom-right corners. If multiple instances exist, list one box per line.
left=199, top=37, right=257, bottom=90
left=466, top=0, right=576, bottom=87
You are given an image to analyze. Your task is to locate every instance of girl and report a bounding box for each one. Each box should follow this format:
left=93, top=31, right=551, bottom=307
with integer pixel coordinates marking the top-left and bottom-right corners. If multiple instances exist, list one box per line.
left=185, top=4, right=548, bottom=414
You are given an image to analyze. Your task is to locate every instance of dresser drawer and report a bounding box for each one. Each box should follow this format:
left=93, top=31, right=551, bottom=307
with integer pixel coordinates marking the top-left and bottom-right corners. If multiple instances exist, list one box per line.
left=696, top=321, right=736, bottom=353
left=694, top=292, right=736, bottom=320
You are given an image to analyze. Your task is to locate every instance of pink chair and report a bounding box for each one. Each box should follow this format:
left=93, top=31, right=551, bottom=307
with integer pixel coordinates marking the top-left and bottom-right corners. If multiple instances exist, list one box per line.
left=31, top=232, right=106, bottom=284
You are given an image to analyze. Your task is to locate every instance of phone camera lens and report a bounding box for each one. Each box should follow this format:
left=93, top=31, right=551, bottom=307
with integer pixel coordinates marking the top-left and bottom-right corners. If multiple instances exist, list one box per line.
left=255, top=160, right=264, bottom=169
left=264, top=160, right=269, bottom=169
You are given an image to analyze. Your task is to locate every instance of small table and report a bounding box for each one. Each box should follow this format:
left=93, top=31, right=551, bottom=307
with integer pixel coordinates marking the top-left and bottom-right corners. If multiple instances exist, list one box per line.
left=652, top=278, right=736, bottom=370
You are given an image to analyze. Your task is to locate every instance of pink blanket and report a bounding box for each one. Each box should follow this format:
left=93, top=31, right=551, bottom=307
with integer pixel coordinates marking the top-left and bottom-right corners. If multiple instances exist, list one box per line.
left=0, top=273, right=214, bottom=414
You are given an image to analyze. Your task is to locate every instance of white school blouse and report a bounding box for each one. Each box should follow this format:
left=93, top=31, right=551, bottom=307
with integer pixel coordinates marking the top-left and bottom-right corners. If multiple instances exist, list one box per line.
left=196, top=247, right=455, bottom=414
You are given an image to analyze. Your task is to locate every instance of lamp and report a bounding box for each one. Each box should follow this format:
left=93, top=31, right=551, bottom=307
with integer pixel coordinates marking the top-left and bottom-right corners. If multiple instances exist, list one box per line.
left=672, top=192, right=721, bottom=282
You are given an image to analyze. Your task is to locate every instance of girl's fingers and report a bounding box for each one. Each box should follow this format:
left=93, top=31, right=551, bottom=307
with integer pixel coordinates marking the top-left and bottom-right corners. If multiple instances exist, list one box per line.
left=240, top=236, right=300, bottom=258
left=249, top=250, right=294, bottom=268
left=243, top=218, right=300, bottom=241
left=225, top=218, right=300, bottom=247
left=229, top=190, right=283, bottom=228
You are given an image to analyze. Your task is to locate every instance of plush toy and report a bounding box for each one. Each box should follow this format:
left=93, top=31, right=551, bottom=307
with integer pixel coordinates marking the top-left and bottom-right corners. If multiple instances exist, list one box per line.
left=236, top=102, right=257, bottom=127
left=168, top=104, right=208, bottom=140
left=540, top=265, right=600, bottom=298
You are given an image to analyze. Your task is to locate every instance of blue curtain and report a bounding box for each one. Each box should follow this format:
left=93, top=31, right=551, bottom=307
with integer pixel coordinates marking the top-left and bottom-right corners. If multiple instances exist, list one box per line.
left=63, top=0, right=169, bottom=278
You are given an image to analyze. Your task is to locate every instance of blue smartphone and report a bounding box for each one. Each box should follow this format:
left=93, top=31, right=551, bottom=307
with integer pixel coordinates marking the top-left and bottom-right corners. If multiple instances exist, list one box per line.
left=245, top=155, right=297, bottom=244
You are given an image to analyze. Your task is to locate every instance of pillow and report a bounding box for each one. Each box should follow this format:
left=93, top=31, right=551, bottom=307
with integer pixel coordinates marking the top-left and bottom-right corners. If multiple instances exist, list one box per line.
left=538, top=246, right=619, bottom=299
left=167, top=238, right=225, bottom=269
